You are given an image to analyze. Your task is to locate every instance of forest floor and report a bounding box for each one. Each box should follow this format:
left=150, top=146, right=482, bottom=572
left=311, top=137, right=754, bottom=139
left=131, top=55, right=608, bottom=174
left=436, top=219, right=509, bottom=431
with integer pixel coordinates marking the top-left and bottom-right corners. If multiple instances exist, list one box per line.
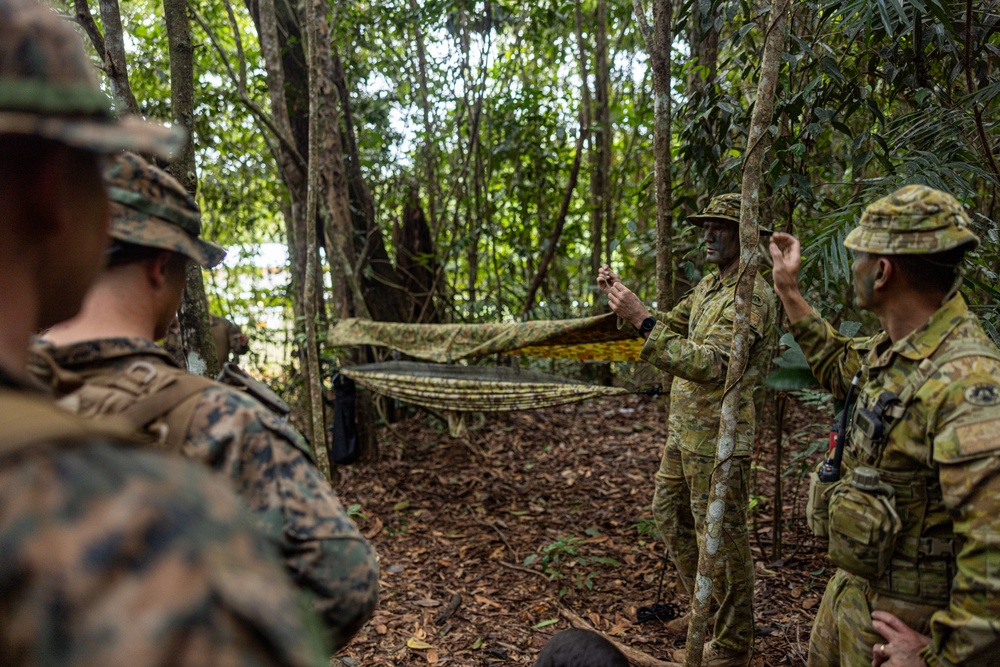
left=330, top=391, right=834, bottom=667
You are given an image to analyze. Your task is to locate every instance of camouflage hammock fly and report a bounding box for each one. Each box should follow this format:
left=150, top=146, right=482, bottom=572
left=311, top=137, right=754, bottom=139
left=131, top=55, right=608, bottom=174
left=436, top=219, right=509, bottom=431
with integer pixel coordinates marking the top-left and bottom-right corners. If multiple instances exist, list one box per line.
left=339, top=361, right=631, bottom=413
left=329, top=313, right=646, bottom=413
left=327, top=312, right=644, bottom=363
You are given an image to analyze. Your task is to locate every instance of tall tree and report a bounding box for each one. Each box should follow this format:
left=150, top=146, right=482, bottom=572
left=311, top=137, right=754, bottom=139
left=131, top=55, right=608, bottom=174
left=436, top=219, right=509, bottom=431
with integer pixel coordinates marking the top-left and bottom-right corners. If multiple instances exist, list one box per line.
left=634, top=0, right=675, bottom=307
left=162, top=0, right=221, bottom=378
left=684, top=1, right=790, bottom=664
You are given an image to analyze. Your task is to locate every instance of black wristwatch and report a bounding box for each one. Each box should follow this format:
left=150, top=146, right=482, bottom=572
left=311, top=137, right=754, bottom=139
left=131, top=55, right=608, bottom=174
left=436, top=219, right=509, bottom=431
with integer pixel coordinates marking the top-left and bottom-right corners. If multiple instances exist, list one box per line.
left=636, top=316, right=656, bottom=337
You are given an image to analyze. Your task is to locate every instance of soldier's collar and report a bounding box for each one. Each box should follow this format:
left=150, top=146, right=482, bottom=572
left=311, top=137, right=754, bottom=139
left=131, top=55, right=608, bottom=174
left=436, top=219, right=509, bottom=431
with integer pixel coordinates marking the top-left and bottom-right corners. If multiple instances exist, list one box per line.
left=887, top=293, right=968, bottom=363
left=40, top=336, right=180, bottom=369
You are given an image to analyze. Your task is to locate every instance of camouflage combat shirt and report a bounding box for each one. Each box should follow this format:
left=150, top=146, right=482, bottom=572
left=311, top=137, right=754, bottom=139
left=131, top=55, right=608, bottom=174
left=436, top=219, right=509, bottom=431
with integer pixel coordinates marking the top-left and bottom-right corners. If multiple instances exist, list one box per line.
left=791, top=294, right=1000, bottom=666
left=641, top=269, right=775, bottom=457
left=0, top=368, right=325, bottom=667
left=30, top=338, right=380, bottom=651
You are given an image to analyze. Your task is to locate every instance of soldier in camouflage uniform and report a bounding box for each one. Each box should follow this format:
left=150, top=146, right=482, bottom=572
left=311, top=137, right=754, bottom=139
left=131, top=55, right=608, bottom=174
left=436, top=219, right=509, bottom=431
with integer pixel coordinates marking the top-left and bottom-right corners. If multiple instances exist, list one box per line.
left=599, top=193, right=776, bottom=667
left=31, top=151, right=379, bottom=651
left=770, top=185, right=1000, bottom=667
left=0, top=1, right=327, bottom=665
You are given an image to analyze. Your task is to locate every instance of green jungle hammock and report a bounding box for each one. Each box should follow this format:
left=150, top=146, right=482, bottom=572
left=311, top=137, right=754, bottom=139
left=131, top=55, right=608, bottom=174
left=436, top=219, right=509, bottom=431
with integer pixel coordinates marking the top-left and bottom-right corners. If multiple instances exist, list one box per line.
left=339, top=361, right=634, bottom=413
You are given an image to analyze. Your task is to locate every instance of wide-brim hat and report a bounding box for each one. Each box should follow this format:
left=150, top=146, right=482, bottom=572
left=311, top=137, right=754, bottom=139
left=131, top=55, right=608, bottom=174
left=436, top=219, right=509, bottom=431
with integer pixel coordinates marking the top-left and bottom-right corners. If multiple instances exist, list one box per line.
left=687, top=192, right=774, bottom=234
left=0, top=0, right=183, bottom=158
left=844, top=184, right=979, bottom=255
left=106, top=153, right=226, bottom=268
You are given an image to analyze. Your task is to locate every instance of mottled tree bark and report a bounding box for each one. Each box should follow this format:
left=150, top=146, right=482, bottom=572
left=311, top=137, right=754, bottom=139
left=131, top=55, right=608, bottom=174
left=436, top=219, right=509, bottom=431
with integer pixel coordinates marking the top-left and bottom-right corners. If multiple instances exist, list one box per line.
left=633, top=0, right=674, bottom=308
left=92, top=0, right=140, bottom=115
left=302, top=0, right=335, bottom=479
left=163, top=0, right=220, bottom=378
left=684, top=1, right=789, bottom=665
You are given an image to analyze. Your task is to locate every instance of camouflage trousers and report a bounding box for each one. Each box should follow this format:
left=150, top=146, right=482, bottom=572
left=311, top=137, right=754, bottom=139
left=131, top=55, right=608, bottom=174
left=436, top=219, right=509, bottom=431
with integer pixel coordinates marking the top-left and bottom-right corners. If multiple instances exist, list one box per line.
left=651, top=445, right=754, bottom=652
left=808, top=569, right=937, bottom=667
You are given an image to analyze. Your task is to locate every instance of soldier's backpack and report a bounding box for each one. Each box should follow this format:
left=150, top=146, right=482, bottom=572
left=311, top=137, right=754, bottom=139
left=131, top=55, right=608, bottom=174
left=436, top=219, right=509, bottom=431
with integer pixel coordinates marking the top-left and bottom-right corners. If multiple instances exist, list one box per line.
left=50, top=360, right=219, bottom=450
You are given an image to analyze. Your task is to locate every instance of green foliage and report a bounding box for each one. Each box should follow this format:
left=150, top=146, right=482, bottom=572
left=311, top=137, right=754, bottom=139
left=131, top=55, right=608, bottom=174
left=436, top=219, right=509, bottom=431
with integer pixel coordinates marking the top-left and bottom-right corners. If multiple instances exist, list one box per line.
left=523, top=534, right=620, bottom=589
left=92, top=0, right=999, bottom=366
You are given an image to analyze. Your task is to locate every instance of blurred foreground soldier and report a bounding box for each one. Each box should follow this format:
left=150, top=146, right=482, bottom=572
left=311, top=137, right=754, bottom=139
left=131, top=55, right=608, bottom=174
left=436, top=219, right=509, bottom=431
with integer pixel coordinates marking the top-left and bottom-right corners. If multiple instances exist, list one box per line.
left=533, top=629, right=628, bottom=667
left=31, top=152, right=379, bottom=650
left=598, top=193, right=775, bottom=667
left=769, top=185, right=1000, bottom=667
left=0, top=1, right=326, bottom=665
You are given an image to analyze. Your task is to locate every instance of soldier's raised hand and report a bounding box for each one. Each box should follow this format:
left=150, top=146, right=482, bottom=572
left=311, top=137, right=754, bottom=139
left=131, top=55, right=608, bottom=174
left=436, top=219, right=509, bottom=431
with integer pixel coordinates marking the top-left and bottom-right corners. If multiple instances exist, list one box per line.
left=769, top=232, right=802, bottom=296
left=768, top=232, right=813, bottom=323
left=597, top=264, right=621, bottom=295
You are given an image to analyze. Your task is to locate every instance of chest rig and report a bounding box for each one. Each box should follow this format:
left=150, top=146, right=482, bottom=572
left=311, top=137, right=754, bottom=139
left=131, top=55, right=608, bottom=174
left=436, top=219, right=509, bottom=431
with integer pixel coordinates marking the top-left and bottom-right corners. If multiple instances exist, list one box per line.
left=831, top=340, right=1000, bottom=605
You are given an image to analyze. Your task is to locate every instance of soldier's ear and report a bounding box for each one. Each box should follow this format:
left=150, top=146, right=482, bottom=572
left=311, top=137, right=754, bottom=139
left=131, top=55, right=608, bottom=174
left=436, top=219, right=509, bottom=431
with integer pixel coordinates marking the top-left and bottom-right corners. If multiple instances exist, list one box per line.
left=873, top=257, right=893, bottom=291
left=146, top=251, right=174, bottom=289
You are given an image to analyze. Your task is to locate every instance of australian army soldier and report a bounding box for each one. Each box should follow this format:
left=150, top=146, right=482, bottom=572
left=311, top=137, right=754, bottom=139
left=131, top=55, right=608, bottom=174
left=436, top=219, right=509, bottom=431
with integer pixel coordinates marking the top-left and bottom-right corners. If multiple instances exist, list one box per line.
left=0, top=0, right=328, bottom=664
left=770, top=185, right=1000, bottom=666
left=30, top=151, right=380, bottom=651
left=599, top=193, right=776, bottom=667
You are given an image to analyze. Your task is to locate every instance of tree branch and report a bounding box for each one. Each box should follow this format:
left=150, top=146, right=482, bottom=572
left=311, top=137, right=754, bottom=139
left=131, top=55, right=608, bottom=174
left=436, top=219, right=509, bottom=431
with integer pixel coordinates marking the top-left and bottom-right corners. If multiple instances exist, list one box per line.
left=72, top=0, right=105, bottom=57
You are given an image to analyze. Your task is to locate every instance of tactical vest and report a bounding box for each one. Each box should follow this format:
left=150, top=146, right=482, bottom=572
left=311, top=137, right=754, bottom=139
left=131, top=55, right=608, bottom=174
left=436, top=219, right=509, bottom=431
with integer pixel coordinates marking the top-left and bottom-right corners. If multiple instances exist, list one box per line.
left=835, top=338, right=1000, bottom=606
left=0, top=389, right=134, bottom=456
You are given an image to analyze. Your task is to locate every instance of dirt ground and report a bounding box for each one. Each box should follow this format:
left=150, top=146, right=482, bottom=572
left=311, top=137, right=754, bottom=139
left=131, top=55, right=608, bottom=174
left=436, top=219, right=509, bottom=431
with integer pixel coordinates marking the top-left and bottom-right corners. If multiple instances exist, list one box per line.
left=330, top=391, right=833, bottom=666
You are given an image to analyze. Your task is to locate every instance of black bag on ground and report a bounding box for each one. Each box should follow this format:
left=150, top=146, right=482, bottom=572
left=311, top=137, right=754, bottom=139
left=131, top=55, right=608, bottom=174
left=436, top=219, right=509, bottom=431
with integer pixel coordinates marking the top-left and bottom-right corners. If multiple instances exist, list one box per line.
left=328, top=373, right=359, bottom=464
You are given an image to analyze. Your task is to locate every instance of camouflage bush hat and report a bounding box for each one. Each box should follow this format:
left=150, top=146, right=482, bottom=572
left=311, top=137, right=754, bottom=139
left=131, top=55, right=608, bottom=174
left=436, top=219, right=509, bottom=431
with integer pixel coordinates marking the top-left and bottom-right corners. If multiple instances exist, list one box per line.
left=844, top=185, right=979, bottom=255
left=0, top=0, right=182, bottom=157
left=687, top=192, right=774, bottom=234
left=105, top=152, right=226, bottom=268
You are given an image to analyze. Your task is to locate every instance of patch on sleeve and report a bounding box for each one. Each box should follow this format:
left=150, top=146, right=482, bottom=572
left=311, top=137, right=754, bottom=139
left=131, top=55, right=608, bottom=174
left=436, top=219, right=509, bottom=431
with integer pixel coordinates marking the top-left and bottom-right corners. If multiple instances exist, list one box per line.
left=963, top=383, right=1000, bottom=407
left=954, top=421, right=1000, bottom=457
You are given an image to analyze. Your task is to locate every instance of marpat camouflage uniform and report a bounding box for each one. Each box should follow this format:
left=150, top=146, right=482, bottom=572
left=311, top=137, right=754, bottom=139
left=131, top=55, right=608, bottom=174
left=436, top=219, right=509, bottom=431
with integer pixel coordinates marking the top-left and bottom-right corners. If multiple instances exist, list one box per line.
left=642, top=195, right=776, bottom=654
left=31, top=151, right=379, bottom=650
left=32, top=337, right=380, bottom=650
left=0, top=0, right=326, bottom=664
left=792, top=185, right=1000, bottom=667
left=0, top=371, right=327, bottom=667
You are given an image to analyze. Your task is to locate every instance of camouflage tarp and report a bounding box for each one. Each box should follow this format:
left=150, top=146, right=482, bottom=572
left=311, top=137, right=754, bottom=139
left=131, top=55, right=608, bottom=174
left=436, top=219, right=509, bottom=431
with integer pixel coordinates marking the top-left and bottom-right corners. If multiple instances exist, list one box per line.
left=327, top=312, right=643, bottom=363
left=340, top=361, right=630, bottom=413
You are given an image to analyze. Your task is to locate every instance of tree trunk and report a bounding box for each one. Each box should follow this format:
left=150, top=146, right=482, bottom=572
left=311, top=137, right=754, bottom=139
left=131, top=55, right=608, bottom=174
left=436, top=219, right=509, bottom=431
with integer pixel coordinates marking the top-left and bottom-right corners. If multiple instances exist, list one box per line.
left=409, top=0, right=439, bottom=235
left=163, top=0, right=220, bottom=378
left=302, top=0, right=336, bottom=480
left=684, top=1, right=789, bottom=664
left=81, top=0, right=139, bottom=116
left=634, top=0, right=674, bottom=309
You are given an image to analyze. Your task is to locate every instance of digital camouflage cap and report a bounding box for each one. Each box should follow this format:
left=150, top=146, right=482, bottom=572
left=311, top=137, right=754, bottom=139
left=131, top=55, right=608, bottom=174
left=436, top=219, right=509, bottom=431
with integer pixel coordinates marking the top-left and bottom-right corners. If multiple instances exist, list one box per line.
left=106, top=152, right=226, bottom=268
left=687, top=192, right=774, bottom=234
left=0, top=0, right=182, bottom=157
left=844, top=185, right=980, bottom=256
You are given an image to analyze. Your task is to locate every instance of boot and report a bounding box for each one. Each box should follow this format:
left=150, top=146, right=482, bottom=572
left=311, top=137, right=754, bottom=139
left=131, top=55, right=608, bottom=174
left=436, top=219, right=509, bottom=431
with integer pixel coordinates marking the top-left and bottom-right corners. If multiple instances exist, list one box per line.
left=672, top=642, right=750, bottom=667
left=664, top=612, right=715, bottom=634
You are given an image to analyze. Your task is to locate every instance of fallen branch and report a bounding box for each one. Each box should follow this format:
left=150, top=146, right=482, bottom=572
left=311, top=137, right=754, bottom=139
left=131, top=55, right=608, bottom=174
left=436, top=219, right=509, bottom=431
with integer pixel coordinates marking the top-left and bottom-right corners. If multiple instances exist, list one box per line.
left=557, top=605, right=681, bottom=667
left=435, top=593, right=462, bottom=625
left=498, top=560, right=550, bottom=582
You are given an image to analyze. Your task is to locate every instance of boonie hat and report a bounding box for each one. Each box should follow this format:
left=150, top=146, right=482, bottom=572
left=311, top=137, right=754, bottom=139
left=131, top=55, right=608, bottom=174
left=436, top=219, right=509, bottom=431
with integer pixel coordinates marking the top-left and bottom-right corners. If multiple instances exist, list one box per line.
left=105, top=152, right=226, bottom=268
left=0, top=0, right=182, bottom=157
left=688, top=192, right=774, bottom=234
left=844, top=185, right=979, bottom=255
